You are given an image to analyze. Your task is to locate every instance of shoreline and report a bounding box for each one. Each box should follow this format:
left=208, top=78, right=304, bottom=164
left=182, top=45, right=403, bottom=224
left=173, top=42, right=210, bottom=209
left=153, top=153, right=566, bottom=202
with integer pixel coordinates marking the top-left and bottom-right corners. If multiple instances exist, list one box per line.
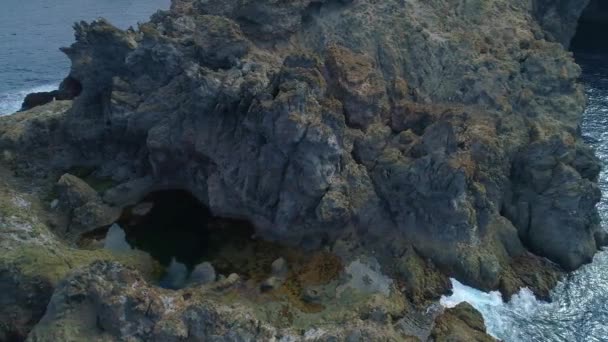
left=1, top=0, right=605, bottom=340
left=0, top=83, right=60, bottom=115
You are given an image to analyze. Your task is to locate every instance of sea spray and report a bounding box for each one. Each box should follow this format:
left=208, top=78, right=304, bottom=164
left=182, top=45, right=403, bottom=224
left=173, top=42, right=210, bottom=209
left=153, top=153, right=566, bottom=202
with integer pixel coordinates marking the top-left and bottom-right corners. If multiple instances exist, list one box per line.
left=440, top=279, right=550, bottom=341
left=0, top=83, right=58, bottom=115
left=441, top=250, right=608, bottom=342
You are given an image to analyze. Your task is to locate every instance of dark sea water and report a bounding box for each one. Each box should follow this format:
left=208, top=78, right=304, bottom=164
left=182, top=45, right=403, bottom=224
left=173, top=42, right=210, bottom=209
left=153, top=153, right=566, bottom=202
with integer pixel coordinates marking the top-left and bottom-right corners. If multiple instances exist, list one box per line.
left=0, top=0, right=170, bottom=115
left=442, top=53, right=608, bottom=341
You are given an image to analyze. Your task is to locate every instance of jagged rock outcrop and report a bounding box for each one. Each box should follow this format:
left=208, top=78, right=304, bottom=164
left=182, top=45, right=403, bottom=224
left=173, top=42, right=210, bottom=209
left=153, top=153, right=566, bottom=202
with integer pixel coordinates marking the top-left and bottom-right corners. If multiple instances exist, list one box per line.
left=36, top=0, right=601, bottom=290
left=56, top=173, right=122, bottom=235
left=0, top=0, right=603, bottom=340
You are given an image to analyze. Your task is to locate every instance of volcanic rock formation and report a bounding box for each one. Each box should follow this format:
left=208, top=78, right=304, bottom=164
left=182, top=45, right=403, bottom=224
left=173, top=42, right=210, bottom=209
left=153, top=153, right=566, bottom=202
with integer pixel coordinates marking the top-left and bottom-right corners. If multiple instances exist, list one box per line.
left=0, top=0, right=603, bottom=340
left=52, top=0, right=603, bottom=287
left=20, top=77, right=82, bottom=111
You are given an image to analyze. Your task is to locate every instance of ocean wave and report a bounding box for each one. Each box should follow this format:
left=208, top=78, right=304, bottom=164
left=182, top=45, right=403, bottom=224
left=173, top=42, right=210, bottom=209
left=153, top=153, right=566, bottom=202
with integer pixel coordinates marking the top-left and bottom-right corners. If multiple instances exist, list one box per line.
left=441, top=248, right=608, bottom=342
left=0, top=83, right=58, bottom=116
left=440, top=278, right=549, bottom=341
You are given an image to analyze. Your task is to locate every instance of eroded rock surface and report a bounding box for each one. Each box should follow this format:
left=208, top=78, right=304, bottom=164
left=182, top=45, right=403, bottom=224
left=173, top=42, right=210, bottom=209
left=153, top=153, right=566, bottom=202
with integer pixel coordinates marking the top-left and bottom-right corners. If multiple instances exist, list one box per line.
left=0, top=164, right=157, bottom=341
left=430, top=303, right=497, bottom=342
left=0, top=0, right=602, bottom=340
left=28, top=261, right=418, bottom=341
left=38, top=0, right=601, bottom=291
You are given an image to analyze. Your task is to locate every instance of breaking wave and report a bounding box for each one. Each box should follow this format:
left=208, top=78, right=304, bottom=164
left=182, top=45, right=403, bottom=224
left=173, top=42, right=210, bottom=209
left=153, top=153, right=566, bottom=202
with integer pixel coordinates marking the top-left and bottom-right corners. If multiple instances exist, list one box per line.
left=441, top=53, right=608, bottom=342
left=441, top=255, right=608, bottom=342
left=0, top=83, right=58, bottom=116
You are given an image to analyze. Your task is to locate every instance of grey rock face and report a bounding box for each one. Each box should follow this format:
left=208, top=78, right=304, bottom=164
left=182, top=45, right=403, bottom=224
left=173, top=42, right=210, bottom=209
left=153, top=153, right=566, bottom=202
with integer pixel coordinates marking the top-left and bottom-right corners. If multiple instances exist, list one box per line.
left=56, top=173, right=98, bottom=210
left=0, top=5, right=602, bottom=340
left=533, top=0, right=591, bottom=46
left=504, top=138, right=602, bottom=270
left=11, top=0, right=598, bottom=291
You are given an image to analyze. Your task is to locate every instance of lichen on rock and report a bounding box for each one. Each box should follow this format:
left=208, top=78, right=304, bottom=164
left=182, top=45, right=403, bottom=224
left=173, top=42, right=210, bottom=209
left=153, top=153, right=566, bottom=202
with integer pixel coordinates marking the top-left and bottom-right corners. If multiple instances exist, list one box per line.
left=0, top=0, right=603, bottom=340
left=0, top=159, right=158, bottom=341
left=44, top=0, right=601, bottom=291
left=430, top=302, right=497, bottom=342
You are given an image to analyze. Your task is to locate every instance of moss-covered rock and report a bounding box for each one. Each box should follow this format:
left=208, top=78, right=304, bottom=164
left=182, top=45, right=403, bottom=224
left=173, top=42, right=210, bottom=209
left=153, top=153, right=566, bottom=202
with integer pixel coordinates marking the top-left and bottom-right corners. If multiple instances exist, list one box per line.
left=0, top=165, right=158, bottom=341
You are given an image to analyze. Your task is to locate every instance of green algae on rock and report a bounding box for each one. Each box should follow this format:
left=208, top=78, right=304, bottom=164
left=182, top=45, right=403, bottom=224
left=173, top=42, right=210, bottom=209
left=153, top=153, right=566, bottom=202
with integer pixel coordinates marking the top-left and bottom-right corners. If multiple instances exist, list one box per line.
left=0, top=159, right=159, bottom=341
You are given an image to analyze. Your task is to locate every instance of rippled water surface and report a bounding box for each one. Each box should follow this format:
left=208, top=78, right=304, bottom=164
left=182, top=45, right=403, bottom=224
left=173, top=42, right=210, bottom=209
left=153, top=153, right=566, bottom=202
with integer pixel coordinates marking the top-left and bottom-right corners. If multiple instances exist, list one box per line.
left=442, top=53, right=608, bottom=341
left=0, top=0, right=170, bottom=115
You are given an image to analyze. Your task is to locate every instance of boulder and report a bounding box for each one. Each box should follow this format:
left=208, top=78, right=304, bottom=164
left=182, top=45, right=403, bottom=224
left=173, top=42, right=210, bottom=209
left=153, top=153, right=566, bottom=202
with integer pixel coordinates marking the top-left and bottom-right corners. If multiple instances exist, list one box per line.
left=188, top=262, right=216, bottom=285
left=71, top=200, right=121, bottom=232
left=260, top=276, right=285, bottom=292
left=56, top=173, right=99, bottom=210
left=131, top=201, right=154, bottom=217
left=21, top=91, right=59, bottom=111
left=38, top=0, right=600, bottom=294
left=430, top=303, right=497, bottom=342
left=56, top=173, right=122, bottom=234
left=271, top=257, right=289, bottom=278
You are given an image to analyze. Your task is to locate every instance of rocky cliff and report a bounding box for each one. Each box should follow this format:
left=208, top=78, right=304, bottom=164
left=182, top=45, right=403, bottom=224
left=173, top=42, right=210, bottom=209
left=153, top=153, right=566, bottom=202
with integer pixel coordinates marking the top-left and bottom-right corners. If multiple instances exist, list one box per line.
left=0, top=0, right=602, bottom=340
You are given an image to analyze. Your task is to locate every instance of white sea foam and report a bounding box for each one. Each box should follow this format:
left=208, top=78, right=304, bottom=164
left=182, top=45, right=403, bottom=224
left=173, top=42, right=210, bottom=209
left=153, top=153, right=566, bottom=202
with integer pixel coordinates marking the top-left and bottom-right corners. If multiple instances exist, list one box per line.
left=0, top=83, right=58, bottom=116
left=440, top=279, right=549, bottom=341
left=438, top=55, right=608, bottom=342
left=441, top=250, right=608, bottom=342
left=440, top=278, right=503, bottom=309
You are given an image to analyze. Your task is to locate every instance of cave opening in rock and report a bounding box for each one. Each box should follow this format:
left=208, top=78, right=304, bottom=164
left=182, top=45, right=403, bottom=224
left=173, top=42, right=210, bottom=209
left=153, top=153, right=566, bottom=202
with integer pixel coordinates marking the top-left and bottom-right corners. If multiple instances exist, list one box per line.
left=118, top=190, right=218, bottom=269
left=59, top=76, right=83, bottom=99
left=90, top=189, right=342, bottom=293
left=571, top=0, right=608, bottom=53
left=100, top=189, right=258, bottom=289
